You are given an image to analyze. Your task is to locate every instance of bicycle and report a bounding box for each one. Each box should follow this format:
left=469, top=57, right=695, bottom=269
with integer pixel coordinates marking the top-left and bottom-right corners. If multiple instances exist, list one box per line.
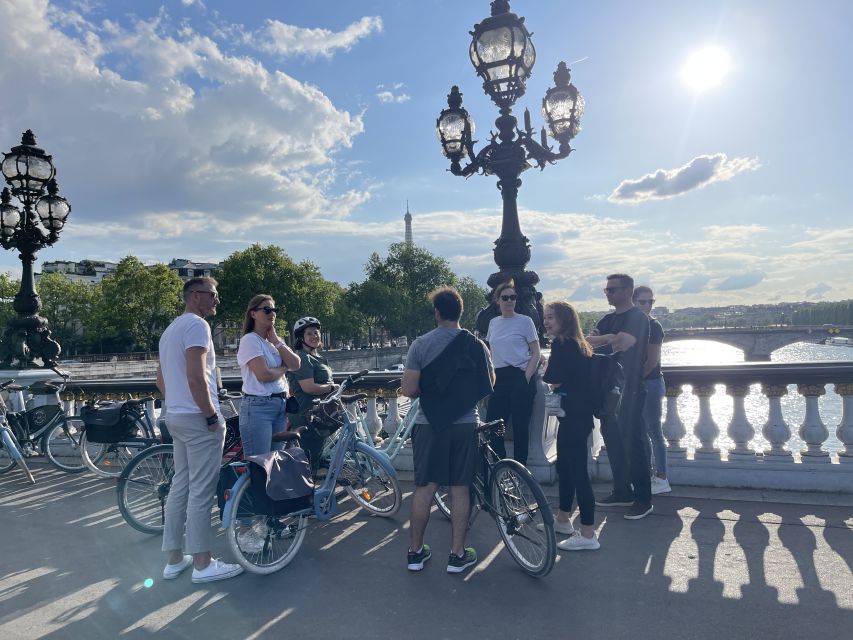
left=0, top=381, right=35, bottom=484
left=220, top=370, right=402, bottom=575
left=432, top=419, right=557, bottom=578
left=79, top=396, right=158, bottom=478
left=0, top=371, right=105, bottom=473
left=116, top=391, right=242, bottom=534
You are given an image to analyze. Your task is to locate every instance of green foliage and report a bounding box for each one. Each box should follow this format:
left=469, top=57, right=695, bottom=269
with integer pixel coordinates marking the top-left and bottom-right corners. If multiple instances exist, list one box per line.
left=0, top=272, right=19, bottom=328
left=457, top=275, right=490, bottom=331
left=36, top=273, right=93, bottom=355
left=791, top=300, right=853, bottom=326
left=89, top=257, right=184, bottom=352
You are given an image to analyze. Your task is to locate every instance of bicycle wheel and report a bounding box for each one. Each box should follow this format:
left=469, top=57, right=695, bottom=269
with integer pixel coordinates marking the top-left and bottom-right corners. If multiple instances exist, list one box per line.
left=117, top=444, right=175, bottom=534
left=43, top=417, right=105, bottom=473
left=0, top=429, right=16, bottom=473
left=339, top=449, right=401, bottom=517
left=80, top=431, right=144, bottom=478
left=1, top=427, right=35, bottom=484
left=226, top=476, right=308, bottom=575
left=432, top=486, right=452, bottom=519
left=489, top=460, right=556, bottom=578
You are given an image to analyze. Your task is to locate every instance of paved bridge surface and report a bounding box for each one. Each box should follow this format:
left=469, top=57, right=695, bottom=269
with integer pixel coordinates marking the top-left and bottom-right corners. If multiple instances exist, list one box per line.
left=1, top=461, right=850, bottom=639
left=664, top=325, right=853, bottom=360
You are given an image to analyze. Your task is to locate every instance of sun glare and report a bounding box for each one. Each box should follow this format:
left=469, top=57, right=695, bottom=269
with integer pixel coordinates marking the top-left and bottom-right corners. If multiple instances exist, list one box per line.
left=682, top=46, right=731, bottom=92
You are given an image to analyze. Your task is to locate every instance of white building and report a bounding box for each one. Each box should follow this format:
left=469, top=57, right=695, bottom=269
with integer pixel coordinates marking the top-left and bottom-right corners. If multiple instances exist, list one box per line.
left=37, top=260, right=118, bottom=285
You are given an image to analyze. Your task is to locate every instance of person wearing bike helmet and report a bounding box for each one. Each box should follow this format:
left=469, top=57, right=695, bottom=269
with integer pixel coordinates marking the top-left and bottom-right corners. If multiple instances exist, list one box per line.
left=286, top=316, right=338, bottom=470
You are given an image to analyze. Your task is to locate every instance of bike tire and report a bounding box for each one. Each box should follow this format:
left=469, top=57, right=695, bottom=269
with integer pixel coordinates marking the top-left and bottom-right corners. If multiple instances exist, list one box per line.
left=0, top=428, right=16, bottom=473
left=43, top=417, right=102, bottom=473
left=80, top=430, right=146, bottom=478
left=340, top=449, right=402, bottom=517
left=117, top=444, right=175, bottom=534
left=226, top=476, right=308, bottom=575
left=489, top=459, right=556, bottom=578
left=432, top=486, right=452, bottom=520
left=1, top=427, right=35, bottom=484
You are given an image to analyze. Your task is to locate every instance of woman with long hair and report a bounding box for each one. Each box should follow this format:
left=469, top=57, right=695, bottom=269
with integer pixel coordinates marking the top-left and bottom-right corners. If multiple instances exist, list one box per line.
left=542, top=300, right=600, bottom=551
left=484, top=280, right=541, bottom=465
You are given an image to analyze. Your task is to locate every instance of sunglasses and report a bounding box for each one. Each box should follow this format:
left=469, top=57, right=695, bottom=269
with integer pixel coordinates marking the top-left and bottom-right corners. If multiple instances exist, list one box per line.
left=193, top=289, right=219, bottom=298
left=636, top=299, right=655, bottom=306
left=500, top=294, right=518, bottom=302
left=256, top=306, right=278, bottom=315
left=604, top=286, right=627, bottom=294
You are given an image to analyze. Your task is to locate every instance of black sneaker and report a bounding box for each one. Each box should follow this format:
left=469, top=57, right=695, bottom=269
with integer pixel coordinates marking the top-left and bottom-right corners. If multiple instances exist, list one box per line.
left=407, top=544, right=432, bottom=571
left=624, top=502, right=654, bottom=520
left=594, top=493, right=634, bottom=507
left=447, top=547, right=477, bottom=574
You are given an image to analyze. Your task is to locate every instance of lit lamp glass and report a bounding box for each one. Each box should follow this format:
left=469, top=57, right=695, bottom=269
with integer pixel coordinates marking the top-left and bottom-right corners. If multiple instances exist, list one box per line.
left=542, top=62, right=583, bottom=141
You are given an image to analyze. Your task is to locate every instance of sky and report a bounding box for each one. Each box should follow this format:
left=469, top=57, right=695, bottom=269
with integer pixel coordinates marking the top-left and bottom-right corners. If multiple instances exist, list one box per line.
left=0, top=0, right=850, bottom=311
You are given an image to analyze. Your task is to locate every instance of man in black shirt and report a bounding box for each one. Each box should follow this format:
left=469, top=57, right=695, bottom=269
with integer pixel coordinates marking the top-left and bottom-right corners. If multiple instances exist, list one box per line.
left=587, top=274, right=653, bottom=519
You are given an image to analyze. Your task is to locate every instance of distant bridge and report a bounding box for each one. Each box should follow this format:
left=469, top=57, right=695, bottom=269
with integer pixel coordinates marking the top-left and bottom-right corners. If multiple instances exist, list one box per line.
left=664, top=325, right=853, bottom=361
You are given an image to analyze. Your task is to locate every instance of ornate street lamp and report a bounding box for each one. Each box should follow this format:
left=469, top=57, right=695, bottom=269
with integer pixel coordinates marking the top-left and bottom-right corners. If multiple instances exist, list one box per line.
left=0, top=130, right=71, bottom=368
left=436, top=0, right=583, bottom=339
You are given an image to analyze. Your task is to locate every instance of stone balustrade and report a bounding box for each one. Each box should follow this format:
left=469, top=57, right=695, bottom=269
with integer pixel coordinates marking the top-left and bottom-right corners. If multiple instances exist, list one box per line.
left=28, top=361, right=853, bottom=493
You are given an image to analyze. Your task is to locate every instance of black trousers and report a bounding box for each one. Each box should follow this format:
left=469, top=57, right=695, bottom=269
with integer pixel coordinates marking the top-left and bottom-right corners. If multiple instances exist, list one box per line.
left=486, top=366, right=537, bottom=465
left=600, top=387, right=652, bottom=504
left=557, top=411, right=596, bottom=526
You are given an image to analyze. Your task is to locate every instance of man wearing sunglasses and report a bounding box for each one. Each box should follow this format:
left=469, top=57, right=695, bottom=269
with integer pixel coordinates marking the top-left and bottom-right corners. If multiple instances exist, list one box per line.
left=586, top=274, right=653, bottom=520
left=633, top=286, right=670, bottom=495
left=156, top=277, right=243, bottom=583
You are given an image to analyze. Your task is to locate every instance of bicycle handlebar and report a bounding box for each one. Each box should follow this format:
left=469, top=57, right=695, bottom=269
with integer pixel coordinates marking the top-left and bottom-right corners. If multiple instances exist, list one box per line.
left=317, top=369, right=369, bottom=406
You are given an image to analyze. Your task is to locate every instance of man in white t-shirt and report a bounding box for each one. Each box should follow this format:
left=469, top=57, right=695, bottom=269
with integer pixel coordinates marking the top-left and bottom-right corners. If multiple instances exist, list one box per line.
left=156, top=277, right=243, bottom=584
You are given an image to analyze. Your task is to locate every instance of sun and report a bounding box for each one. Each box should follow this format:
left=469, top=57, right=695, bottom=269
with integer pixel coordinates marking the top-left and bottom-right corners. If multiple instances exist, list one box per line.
left=682, top=46, right=731, bottom=92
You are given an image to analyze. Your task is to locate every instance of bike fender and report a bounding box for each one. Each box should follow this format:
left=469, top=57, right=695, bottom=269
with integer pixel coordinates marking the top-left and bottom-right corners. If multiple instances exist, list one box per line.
left=354, top=441, right=397, bottom=478
left=219, top=472, right=249, bottom=530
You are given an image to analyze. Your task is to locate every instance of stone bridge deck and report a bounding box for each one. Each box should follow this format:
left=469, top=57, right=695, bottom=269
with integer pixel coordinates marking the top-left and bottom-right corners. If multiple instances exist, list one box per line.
left=664, top=325, right=853, bottom=360
left=1, top=461, right=850, bottom=639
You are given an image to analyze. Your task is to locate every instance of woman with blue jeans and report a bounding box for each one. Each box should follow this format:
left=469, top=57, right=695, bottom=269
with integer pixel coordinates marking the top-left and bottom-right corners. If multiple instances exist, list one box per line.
left=633, top=286, right=670, bottom=494
left=236, top=293, right=302, bottom=549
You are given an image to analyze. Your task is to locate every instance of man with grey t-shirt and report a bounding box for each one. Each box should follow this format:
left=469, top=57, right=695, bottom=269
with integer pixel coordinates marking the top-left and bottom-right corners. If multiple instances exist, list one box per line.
left=401, top=287, right=494, bottom=575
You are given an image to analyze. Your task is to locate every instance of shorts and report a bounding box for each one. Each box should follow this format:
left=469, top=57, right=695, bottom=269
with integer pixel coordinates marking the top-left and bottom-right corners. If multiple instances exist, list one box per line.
left=412, top=422, right=477, bottom=487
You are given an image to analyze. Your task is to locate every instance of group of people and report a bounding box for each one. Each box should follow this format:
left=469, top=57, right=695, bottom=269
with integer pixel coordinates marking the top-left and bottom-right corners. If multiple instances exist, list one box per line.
left=153, top=271, right=668, bottom=583
left=403, top=274, right=668, bottom=572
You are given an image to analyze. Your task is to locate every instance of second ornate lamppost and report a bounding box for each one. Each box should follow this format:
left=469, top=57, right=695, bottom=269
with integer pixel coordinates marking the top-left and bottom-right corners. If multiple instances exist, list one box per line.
left=0, top=130, right=71, bottom=368
left=436, top=0, right=583, bottom=340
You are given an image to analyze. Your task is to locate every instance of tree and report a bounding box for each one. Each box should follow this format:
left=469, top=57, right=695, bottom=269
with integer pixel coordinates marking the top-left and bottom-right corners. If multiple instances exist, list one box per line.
left=323, top=284, right=367, bottom=346
left=360, top=243, right=457, bottom=338
left=216, top=244, right=337, bottom=343
left=0, top=272, right=19, bottom=329
left=90, top=256, right=184, bottom=352
left=456, top=276, right=490, bottom=331
left=36, top=273, right=93, bottom=355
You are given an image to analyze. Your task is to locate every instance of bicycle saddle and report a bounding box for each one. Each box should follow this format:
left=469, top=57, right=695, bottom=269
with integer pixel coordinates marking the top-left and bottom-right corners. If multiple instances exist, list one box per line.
left=272, top=426, right=308, bottom=443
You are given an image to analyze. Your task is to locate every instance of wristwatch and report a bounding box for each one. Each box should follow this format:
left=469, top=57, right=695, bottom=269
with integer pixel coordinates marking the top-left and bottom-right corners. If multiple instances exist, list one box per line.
left=205, top=413, right=218, bottom=426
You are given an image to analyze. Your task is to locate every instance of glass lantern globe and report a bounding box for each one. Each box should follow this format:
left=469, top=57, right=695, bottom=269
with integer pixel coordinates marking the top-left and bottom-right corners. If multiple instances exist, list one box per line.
left=436, top=86, right=475, bottom=159
left=1, top=130, right=55, bottom=201
left=0, top=188, right=21, bottom=238
left=542, top=62, right=583, bottom=141
left=36, top=179, right=71, bottom=232
left=469, top=1, right=536, bottom=109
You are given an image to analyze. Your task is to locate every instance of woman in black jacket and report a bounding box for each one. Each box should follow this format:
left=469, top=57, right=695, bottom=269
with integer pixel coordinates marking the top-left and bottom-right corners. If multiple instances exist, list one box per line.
left=542, top=301, right=600, bottom=551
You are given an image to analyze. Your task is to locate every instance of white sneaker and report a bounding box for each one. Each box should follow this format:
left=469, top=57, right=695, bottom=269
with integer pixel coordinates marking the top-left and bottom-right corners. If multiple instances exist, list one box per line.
left=651, top=476, right=671, bottom=495
left=237, top=529, right=267, bottom=554
left=557, top=531, right=600, bottom=551
left=538, top=520, right=576, bottom=535
left=191, top=559, right=243, bottom=584
left=162, top=555, right=193, bottom=579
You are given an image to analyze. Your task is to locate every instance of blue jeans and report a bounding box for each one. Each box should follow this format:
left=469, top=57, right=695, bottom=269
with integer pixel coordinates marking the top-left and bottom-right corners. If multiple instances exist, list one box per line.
left=642, top=376, right=667, bottom=476
left=239, top=395, right=287, bottom=458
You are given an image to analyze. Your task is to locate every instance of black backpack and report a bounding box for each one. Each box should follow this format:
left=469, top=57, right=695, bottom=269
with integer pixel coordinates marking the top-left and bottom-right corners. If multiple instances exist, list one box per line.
left=589, top=353, right=625, bottom=419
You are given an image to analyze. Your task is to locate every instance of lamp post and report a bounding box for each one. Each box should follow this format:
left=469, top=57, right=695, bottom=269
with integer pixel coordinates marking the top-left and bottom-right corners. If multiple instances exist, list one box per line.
left=436, top=0, right=583, bottom=340
left=0, top=130, right=71, bottom=368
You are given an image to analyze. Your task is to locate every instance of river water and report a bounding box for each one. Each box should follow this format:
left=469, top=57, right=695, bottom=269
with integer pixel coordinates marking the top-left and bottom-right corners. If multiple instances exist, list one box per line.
left=661, top=340, right=851, bottom=456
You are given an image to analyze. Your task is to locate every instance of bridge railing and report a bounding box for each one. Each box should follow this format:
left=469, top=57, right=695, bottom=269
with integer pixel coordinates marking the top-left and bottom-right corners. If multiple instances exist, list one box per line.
left=55, top=363, right=853, bottom=492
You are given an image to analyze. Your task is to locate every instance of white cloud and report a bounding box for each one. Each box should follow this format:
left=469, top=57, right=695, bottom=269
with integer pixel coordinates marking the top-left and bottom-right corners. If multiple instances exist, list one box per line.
left=608, top=153, right=761, bottom=204
left=376, top=83, right=410, bottom=104
left=256, top=16, right=383, bottom=59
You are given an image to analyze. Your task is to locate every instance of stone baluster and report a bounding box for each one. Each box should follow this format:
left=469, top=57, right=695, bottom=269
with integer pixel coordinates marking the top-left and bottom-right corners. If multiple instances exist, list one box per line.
left=797, top=384, right=830, bottom=462
left=382, top=395, right=402, bottom=439
left=692, top=385, right=720, bottom=457
left=761, top=384, right=793, bottom=461
left=835, top=383, right=853, bottom=459
left=726, top=385, right=755, bottom=459
left=662, top=385, right=686, bottom=456
left=365, top=394, right=383, bottom=442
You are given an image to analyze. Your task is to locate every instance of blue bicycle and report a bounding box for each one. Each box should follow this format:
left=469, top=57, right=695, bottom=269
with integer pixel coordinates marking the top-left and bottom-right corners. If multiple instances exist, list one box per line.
left=220, top=370, right=401, bottom=575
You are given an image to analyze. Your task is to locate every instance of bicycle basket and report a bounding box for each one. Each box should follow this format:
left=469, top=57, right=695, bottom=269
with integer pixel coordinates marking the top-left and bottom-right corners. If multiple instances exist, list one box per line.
left=308, top=400, right=345, bottom=438
left=80, top=402, right=140, bottom=443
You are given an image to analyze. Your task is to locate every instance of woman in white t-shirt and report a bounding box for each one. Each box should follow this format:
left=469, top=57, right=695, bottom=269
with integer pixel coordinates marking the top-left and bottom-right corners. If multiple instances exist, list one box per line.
left=484, top=280, right=541, bottom=465
left=236, top=294, right=302, bottom=461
